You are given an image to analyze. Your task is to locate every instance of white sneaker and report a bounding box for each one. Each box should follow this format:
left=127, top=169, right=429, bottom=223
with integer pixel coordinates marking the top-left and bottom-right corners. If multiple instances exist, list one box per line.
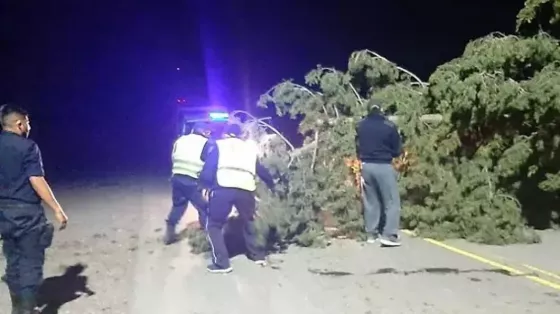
left=366, top=234, right=379, bottom=244
left=379, top=236, right=401, bottom=247
left=206, top=264, right=233, bottom=273
left=254, top=260, right=267, bottom=266
left=248, top=256, right=267, bottom=266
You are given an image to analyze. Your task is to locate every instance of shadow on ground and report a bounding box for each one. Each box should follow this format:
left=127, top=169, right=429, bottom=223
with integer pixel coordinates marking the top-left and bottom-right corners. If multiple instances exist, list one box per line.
left=308, top=267, right=521, bottom=277
left=180, top=216, right=284, bottom=258
left=37, top=263, right=95, bottom=314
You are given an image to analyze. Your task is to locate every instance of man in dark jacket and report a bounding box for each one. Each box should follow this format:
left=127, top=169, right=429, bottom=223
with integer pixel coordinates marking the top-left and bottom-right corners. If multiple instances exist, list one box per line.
left=355, top=101, right=402, bottom=247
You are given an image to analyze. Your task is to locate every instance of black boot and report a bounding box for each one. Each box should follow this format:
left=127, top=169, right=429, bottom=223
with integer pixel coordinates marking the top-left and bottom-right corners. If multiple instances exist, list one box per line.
left=19, top=294, right=38, bottom=314
left=10, top=293, right=22, bottom=314
left=163, top=221, right=177, bottom=245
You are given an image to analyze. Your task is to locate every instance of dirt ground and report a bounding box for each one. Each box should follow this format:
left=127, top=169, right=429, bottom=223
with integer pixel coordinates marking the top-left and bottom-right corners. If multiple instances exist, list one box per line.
left=1, top=176, right=559, bottom=314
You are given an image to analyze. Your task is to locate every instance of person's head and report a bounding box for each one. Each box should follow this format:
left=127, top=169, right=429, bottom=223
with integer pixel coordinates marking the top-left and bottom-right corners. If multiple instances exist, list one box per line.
left=0, top=104, right=31, bottom=137
left=223, top=123, right=242, bottom=139
left=192, top=122, right=210, bottom=138
left=366, top=98, right=384, bottom=117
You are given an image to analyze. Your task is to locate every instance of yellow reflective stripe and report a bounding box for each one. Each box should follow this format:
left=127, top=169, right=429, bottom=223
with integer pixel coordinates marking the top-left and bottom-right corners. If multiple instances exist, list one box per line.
left=173, top=160, right=203, bottom=175
left=217, top=166, right=255, bottom=176
left=174, top=160, right=204, bottom=168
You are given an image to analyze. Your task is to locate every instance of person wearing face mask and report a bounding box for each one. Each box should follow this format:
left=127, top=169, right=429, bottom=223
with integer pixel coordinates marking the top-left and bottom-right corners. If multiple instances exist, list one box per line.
left=0, top=104, right=69, bottom=314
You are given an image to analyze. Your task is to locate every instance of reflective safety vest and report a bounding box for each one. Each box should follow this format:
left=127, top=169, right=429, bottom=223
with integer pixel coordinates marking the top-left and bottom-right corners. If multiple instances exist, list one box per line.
left=216, top=137, right=258, bottom=192
left=171, top=133, right=208, bottom=179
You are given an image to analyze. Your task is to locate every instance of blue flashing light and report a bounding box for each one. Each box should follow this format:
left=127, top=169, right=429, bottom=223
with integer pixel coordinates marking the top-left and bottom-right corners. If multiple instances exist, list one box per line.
left=209, top=112, right=229, bottom=121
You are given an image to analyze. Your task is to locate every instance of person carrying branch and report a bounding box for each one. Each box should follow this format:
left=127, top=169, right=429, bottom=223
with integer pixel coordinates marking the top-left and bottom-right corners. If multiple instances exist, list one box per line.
left=356, top=100, right=403, bottom=247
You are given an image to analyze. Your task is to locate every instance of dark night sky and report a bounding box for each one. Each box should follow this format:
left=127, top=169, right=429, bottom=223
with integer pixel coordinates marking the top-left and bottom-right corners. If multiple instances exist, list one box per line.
left=0, top=0, right=526, bottom=181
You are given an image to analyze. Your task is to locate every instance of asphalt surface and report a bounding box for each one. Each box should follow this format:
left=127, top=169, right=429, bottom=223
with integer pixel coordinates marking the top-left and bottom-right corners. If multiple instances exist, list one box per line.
left=1, top=177, right=559, bottom=313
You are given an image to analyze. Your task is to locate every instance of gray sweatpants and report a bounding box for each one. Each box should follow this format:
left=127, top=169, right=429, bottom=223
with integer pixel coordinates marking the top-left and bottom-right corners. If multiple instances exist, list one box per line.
left=361, top=162, right=401, bottom=239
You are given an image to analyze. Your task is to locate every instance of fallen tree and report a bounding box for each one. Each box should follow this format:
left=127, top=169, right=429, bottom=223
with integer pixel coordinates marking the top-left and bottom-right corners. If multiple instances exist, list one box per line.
left=252, top=32, right=560, bottom=247
left=186, top=2, right=560, bottom=252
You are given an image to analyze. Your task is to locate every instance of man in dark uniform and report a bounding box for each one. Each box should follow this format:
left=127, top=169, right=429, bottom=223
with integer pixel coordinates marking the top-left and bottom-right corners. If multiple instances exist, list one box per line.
left=198, top=123, right=275, bottom=273
left=0, top=104, right=69, bottom=313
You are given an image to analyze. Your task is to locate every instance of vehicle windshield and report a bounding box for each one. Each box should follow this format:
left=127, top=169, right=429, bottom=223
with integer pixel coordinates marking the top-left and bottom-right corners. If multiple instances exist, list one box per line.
left=176, top=106, right=229, bottom=138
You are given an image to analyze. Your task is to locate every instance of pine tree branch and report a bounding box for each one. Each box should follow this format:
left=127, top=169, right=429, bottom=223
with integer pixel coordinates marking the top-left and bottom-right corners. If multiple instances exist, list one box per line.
left=351, top=50, right=428, bottom=86
left=311, top=131, right=319, bottom=170
left=333, top=106, right=340, bottom=118
left=321, top=67, right=364, bottom=106
left=263, top=82, right=332, bottom=116
left=231, top=110, right=296, bottom=151
left=290, top=114, right=443, bottom=158
left=315, top=114, right=443, bottom=126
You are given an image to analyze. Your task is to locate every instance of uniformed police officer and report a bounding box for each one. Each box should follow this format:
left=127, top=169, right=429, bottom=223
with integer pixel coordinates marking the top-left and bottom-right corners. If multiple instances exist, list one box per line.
left=164, top=122, right=213, bottom=245
left=0, top=104, right=69, bottom=314
left=198, top=123, right=274, bottom=273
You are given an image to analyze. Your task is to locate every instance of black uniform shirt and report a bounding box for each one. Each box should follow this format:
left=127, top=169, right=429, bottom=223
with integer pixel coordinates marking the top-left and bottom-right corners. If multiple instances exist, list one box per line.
left=0, top=131, right=44, bottom=204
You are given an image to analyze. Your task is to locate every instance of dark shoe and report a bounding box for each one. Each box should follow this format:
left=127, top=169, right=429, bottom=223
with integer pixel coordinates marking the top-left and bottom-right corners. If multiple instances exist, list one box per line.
left=163, top=222, right=177, bottom=245
left=10, top=293, right=21, bottom=314
left=206, top=264, right=233, bottom=274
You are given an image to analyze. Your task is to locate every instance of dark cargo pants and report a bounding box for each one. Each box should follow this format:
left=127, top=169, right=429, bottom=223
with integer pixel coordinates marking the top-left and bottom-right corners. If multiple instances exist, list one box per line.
left=166, top=174, right=208, bottom=227
left=205, top=188, right=264, bottom=269
left=0, top=202, right=54, bottom=297
left=361, top=162, right=402, bottom=240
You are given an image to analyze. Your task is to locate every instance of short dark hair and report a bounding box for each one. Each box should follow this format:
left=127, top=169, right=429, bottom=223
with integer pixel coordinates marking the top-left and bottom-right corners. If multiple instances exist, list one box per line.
left=0, top=104, right=28, bottom=127
left=223, top=123, right=242, bottom=137
left=192, top=122, right=209, bottom=135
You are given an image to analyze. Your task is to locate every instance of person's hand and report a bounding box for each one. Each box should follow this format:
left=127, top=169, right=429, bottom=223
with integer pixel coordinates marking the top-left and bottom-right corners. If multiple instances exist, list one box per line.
left=54, top=208, right=68, bottom=230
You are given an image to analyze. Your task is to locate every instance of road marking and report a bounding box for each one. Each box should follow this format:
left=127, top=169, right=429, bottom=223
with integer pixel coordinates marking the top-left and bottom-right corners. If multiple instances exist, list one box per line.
left=522, top=264, right=560, bottom=282
left=401, top=230, right=560, bottom=291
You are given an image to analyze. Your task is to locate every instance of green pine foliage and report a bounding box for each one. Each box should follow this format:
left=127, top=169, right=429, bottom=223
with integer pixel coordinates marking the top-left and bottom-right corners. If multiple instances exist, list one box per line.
left=517, top=0, right=560, bottom=32
left=186, top=1, right=560, bottom=253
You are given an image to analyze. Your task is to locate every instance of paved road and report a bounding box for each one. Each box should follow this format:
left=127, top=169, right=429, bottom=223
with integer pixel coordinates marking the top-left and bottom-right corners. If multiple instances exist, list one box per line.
left=1, top=177, right=559, bottom=313
left=444, top=231, right=560, bottom=280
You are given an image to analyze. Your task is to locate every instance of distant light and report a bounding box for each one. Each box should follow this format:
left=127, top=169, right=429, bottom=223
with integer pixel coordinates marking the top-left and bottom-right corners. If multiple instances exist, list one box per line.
left=209, top=112, right=229, bottom=121
left=176, top=67, right=180, bottom=71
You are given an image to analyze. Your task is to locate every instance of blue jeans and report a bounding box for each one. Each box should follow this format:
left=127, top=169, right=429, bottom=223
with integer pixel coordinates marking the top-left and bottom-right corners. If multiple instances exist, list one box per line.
left=361, top=162, right=401, bottom=239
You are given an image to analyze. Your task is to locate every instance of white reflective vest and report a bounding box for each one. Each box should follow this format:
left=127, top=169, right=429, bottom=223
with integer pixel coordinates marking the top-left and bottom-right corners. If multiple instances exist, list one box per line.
left=171, top=134, right=208, bottom=179
left=216, top=137, right=258, bottom=192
